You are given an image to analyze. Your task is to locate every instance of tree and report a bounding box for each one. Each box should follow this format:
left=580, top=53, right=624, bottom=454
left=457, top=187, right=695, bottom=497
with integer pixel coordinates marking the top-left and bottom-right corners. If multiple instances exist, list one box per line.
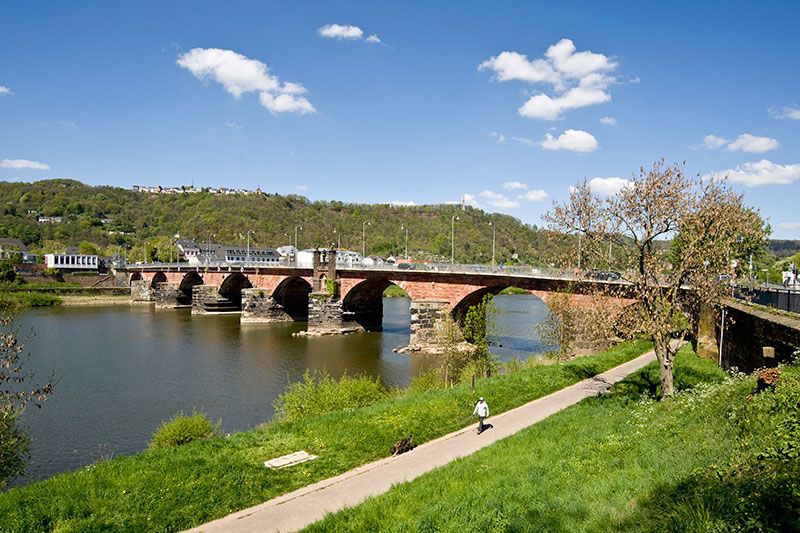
left=545, top=160, right=768, bottom=398
left=0, top=306, right=53, bottom=487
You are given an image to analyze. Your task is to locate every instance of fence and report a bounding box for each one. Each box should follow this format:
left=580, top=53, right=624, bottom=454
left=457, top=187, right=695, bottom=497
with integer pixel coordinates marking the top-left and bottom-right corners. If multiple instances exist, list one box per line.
left=735, top=287, right=800, bottom=314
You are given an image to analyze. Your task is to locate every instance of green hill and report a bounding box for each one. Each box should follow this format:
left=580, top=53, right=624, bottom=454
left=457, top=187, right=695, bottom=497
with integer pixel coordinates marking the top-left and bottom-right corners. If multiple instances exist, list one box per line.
left=0, top=179, right=562, bottom=265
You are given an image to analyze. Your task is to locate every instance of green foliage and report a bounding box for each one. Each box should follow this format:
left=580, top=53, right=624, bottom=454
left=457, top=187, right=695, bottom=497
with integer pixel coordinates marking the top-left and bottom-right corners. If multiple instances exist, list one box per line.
left=324, top=277, right=336, bottom=298
left=406, top=368, right=444, bottom=394
left=42, top=267, right=60, bottom=278
left=150, top=411, right=219, bottom=449
left=0, top=179, right=559, bottom=265
left=273, top=370, right=387, bottom=421
left=382, top=284, right=408, bottom=298
left=498, top=286, right=528, bottom=295
left=0, top=409, right=30, bottom=489
left=0, top=291, right=61, bottom=307
left=462, top=294, right=494, bottom=348
left=0, top=341, right=653, bottom=531
left=0, top=260, right=17, bottom=284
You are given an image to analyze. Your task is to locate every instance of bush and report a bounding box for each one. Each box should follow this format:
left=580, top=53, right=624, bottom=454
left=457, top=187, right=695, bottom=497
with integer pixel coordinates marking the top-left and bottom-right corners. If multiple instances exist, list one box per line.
left=0, top=409, right=31, bottom=489
left=274, top=370, right=387, bottom=421
left=407, top=368, right=444, bottom=394
left=150, top=411, right=219, bottom=449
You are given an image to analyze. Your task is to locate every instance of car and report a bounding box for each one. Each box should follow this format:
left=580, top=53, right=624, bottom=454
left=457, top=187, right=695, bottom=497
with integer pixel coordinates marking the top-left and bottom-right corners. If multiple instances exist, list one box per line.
left=586, top=269, right=621, bottom=281
left=397, top=262, right=415, bottom=270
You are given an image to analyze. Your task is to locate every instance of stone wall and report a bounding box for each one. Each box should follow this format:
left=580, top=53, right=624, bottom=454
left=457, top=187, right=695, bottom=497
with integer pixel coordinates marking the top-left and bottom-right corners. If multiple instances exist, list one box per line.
left=241, top=288, right=294, bottom=324
left=719, top=301, right=800, bottom=373
left=305, top=294, right=362, bottom=335
left=153, top=282, right=180, bottom=309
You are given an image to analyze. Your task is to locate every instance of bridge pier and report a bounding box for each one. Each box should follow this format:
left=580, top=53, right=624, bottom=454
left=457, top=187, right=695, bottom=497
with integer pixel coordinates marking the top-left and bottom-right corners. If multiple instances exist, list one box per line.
left=153, top=282, right=180, bottom=309
left=241, top=288, right=295, bottom=324
left=192, top=284, right=240, bottom=314
left=130, top=279, right=153, bottom=304
left=304, top=294, right=363, bottom=335
left=409, top=299, right=450, bottom=347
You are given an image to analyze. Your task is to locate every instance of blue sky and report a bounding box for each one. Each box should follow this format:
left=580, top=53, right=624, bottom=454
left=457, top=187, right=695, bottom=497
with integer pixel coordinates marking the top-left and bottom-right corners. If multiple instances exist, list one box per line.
left=1, top=1, right=799, bottom=237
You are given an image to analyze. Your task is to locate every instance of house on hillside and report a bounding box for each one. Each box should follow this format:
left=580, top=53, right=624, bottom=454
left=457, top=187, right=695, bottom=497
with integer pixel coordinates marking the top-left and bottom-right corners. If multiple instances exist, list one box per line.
left=175, top=239, right=200, bottom=261
left=188, top=244, right=281, bottom=266
left=45, top=251, right=99, bottom=270
left=0, top=238, right=35, bottom=263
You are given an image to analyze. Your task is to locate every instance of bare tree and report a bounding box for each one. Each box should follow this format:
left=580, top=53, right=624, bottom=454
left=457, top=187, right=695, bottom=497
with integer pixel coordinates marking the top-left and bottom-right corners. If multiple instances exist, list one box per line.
left=546, top=160, right=767, bottom=398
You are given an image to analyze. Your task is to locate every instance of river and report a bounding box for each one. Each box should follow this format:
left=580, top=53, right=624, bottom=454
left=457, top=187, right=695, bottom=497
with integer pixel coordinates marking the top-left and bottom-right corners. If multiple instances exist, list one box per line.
left=12, top=294, right=548, bottom=487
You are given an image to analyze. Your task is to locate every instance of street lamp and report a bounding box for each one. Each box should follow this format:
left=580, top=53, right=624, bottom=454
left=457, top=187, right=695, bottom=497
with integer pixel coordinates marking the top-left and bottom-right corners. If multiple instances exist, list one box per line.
left=400, top=226, right=408, bottom=261
left=284, top=232, right=289, bottom=246
left=246, top=230, right=254, bottom=264
left=333, top=228, right=341, bottom=249
left=206, top=233, right=215, bottom=264
left=488, top=221, right=496, bottom=268
left=294, top=225, right=303, bottom=250
left=451, top=214, right=460, bottom=264
left=362, top=221, right=371, bottom=258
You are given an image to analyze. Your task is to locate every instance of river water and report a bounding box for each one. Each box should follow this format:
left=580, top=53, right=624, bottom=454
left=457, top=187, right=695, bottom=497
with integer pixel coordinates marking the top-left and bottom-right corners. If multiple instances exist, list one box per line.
left=13, top=294, right=548, bottom=487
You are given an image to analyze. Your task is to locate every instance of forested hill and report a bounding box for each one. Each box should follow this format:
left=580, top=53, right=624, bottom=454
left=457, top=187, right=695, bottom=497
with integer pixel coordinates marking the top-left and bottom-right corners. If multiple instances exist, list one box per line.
left=0, top=179, right=562, bottom=264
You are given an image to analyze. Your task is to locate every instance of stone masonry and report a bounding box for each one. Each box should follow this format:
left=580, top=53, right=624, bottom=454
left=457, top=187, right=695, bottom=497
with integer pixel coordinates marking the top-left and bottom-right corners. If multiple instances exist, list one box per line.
left=241, top=288, right=294, bottom=324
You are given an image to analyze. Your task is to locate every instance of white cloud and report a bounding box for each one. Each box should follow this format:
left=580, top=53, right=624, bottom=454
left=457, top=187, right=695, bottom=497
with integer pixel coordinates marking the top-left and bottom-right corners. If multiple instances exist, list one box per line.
left=777, top=222, right=800, bottom=230
left=727, top=133, right=779, bottom=153
left=704, top=160, right=800, bottom=187
left=294, top=185, right=309, bottom=191
left=318, top=24, right=381, bottom=44
left=700, top=134, right=729, bottom=149
left=176, top=47, right=315, bottom=115
left=599, top=116, right=617, bottom=125
left=0, top=159, right=50, bottom=170
left=511, top=136, right=536, bottom=146
left=225, top=121, right=243, bottom=129
left=502, top=181, right=527, bottom=190
left=462, top=193, right=481, bottom=208
left=0, top=85, right=12, bottom=95
left=489, top=131, right=506, bottom=144
left=479, top=190, right=519, bottom=208
left=519, top=189, right=548, bottom=202
left=587, top=177, right=630, bottom=195
left=540, top=129, right=598, bottom=153
left=770, top=106, right=800, bottom=120
left=318, top=24, right=364, bottom=40
left=388, top=200, right=416, bottom=206
left=480, top=38, right=620, bottom=120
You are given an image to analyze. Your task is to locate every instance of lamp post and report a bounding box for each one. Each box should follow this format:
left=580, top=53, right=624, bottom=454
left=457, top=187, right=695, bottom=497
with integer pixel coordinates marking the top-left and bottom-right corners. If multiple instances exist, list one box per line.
left=400, top=226, right=408, bottom=261
left=284, top=232, right=289, bottom=246
left=294, top=225, right=302, bottom=250
left=206, top=233, right=215, bottom=264
left=246, top=230, right=254, bottom=264
left=362, top=221, right=371, bottom=258
left=488, top=221, right=496, bottom=268
left=333, top=228, right=341, bottom=249
left=451, top=214, right=459, bottom=264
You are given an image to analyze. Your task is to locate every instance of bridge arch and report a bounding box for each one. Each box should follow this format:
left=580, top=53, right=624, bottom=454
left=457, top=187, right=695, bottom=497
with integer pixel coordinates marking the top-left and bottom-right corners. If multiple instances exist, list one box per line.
left=272, top=276, right=313, bottom=321
left=342, top=277, right=403, bottom=331
left=149, top=271, right=167, bottom=289
left=178, top=271, right=204, bottom=305
left=128, top=272, right=143, bottom=285
left=219, top=272, right=252, bottom=309
left=451, top=285, right=543, bottom=322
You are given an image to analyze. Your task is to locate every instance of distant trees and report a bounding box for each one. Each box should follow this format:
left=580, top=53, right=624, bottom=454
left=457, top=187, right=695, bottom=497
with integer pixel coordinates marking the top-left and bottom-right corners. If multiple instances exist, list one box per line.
left=546, top=160, right=768, bottom=398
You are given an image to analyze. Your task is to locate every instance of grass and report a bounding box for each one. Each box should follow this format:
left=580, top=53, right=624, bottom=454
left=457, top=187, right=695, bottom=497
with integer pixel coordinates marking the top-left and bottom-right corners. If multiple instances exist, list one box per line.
left=0, top=340, right=653, bottom=531
left=307, top=348, right=800, bottom=532
left=0, top=291, right=62, bottom=307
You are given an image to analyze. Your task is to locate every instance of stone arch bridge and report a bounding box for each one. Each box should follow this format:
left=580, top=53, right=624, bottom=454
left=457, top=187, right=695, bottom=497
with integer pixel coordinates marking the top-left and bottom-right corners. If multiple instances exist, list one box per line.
left=126, top=255, right=632, bottom=345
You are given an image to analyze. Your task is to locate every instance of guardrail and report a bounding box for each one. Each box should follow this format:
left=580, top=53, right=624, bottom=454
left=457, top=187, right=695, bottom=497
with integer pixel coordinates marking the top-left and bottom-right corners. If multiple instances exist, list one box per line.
left=735, top=286, right=800, bottom=314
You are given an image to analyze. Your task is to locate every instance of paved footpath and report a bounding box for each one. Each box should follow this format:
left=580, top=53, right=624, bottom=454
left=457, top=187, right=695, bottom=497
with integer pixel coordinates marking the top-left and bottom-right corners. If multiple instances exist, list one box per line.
left=190, top=349, right=658, bottom=533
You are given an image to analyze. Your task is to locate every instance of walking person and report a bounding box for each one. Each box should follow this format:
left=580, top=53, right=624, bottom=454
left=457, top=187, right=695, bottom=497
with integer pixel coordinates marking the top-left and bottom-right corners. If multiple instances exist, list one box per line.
left=472, top=397, right=489, bottom=434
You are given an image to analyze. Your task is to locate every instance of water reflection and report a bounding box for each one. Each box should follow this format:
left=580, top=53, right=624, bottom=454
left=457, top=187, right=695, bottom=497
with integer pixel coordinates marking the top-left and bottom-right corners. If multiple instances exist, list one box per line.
left=14, top=294, right=547, bottom=486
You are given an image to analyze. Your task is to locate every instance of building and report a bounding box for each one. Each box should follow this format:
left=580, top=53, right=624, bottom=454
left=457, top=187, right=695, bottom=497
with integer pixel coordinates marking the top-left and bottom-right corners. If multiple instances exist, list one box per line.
left=276, top=245, right=297, bottom=258
left=0, top=238, right=35, bottom=263
left=45, top=252, right=99, bottom=270
left=336, top=250, right=363, bottom=266
left=175, top=239, right=200, bottom=261
left=188, top=244, right=281, bottom=266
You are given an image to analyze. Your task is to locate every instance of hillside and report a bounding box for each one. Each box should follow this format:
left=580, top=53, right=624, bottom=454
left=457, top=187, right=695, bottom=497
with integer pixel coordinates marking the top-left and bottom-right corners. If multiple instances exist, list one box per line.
left=0, top=179, right=562, bottom=265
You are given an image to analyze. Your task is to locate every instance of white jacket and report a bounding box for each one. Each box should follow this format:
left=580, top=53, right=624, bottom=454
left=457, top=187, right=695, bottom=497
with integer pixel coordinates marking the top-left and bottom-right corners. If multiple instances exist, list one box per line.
left=473, top=400, right=489, bottom=418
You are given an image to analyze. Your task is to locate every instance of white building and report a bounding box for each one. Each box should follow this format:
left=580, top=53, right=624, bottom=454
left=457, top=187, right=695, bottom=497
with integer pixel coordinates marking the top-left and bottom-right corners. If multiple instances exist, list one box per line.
left=187, top=244, right=281, bottom=266
left=45, top=253, right=98, bottom=270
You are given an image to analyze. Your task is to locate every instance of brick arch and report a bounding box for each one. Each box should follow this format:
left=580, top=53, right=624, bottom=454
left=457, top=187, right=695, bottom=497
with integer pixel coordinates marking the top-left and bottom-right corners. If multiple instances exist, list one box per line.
left=451, top=284, right=548, bottom=321
left=219, top=272, right=253, bottom=308
left=128, top=272, right=143, bottom=285
left=150, top=271, right=167, bottom=289
left=272, top=276, right=313, bottom=321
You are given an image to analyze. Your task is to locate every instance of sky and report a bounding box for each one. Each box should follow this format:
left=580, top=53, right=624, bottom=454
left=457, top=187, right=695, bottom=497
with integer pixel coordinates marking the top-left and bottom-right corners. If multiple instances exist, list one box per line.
left=1, top=1, right=799, bottom=237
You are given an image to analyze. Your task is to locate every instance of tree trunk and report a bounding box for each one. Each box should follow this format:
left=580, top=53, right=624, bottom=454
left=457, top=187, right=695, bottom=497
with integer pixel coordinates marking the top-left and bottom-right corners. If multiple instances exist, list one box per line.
left=653, top=336, right=675, bottom=398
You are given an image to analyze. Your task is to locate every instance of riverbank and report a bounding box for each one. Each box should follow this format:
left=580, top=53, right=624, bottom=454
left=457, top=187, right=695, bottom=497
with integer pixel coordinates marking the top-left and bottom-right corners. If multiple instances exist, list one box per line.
left=0, top=286, right=130, bottom=307
left=310, top=350, right=799, bottom=532
left=0, top=340, right=652, bottom=531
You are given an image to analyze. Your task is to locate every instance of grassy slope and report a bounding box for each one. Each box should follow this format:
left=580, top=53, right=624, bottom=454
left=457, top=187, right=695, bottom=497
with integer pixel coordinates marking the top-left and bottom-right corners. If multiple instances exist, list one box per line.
left=0, top=341, right=652, bottom=531
left=308, top=349, right=800, bottom=532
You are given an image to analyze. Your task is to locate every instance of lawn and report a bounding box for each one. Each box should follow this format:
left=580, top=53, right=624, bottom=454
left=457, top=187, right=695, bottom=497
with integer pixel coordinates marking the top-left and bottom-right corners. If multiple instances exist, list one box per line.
left=307, top=348, right=799, bottom=532
left=0, top=341, right=652, bottom=531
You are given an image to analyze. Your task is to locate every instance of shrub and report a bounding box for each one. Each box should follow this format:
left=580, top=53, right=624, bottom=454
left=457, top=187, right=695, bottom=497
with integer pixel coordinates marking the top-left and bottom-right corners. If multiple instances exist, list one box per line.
left=407, top=368, right=444, bottom=394
left=0, top=409, right=31, bottom=489
left=274, top=370, right=386, bottom=421
left=150, top=411, right=219, bottom=449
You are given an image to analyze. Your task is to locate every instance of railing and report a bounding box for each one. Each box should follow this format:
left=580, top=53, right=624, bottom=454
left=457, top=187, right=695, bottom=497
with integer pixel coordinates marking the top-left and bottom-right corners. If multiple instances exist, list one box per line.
left=734, top=286, right=800, bottom=314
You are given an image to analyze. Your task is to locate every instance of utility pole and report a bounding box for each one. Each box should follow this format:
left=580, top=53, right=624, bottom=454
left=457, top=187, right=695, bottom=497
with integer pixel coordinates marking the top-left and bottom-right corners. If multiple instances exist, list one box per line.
left=247, top=230, right=254, bottom=264
left=362, top=221, right=371, bottom=258
left=333, top=228, right=341, bottom=249
left=401, top=226, right=408, bottom=260
left=489, top=221, right=496, bottom=268
left=294, top=225, right=302, bottom=250
left=451, top=214, right=459, bottom=264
